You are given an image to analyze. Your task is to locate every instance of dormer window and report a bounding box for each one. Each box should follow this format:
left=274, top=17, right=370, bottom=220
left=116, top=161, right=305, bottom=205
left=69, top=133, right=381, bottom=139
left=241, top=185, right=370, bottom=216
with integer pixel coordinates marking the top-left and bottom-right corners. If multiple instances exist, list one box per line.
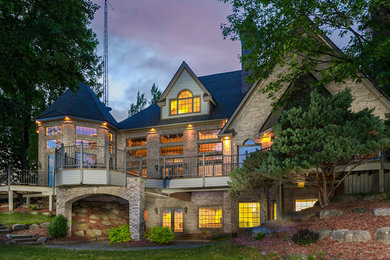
left=170, top=90, right=200, bottom=115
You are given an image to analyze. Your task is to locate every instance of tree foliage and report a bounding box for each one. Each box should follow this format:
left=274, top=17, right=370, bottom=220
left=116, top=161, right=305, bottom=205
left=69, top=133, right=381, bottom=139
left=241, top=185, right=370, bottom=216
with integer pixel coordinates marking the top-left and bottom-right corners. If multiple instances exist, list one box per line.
left=0, top=0, right=102, bottom=168
left=221, top=0, right=390, bottom=103
left=260, top=89, right=389, bottom=207
left=128, top=83, right=162, bottom=116
left=149, top=83, right=162, bottom=105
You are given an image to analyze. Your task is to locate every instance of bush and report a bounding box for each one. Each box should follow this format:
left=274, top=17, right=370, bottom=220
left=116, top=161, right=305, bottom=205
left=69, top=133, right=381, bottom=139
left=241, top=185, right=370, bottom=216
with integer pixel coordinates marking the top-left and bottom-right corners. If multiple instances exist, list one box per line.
left=254, top=232, right=266, bottom=240
left=47, top=214, right=68, bottom=238
left=29, top=205, right=38, bottom=210
left=108, top=225, right=132, bottom=244
left=292, top=229, right=319, bottom=245
left=146, top=227, right=174, bottom=244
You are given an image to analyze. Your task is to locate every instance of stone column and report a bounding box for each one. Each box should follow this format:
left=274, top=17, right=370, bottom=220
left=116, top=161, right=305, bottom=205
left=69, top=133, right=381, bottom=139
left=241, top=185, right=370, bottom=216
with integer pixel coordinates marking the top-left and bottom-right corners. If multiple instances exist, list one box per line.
left=55, top=187, right=73, bottom=236
left=126, top=177, right=145, bottom=241
left=183, top=127, right=197, bottom=176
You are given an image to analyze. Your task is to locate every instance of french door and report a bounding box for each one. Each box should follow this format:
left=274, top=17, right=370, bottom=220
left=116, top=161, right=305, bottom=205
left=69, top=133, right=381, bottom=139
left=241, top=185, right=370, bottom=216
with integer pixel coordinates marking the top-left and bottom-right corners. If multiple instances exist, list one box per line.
left=162, top=209, right=183, bottom=232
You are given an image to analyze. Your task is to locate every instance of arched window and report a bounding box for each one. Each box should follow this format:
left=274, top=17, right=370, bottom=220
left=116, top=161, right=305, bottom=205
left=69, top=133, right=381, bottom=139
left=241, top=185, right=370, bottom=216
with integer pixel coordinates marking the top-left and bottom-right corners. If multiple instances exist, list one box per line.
left=238, top=139, right=261, bottom=167
left=170, top=90, right=201, bottom=115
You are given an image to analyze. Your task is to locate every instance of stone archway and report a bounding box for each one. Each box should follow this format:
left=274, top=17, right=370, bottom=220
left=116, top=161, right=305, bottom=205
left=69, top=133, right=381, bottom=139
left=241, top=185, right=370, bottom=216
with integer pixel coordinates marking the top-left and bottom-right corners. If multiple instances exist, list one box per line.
left=56, top=177, right=145, bottom=240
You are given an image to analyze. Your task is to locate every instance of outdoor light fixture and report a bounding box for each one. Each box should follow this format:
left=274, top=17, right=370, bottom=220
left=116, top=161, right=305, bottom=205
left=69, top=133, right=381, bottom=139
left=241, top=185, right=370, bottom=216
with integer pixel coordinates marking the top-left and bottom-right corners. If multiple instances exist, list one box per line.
left=64, top=116, right=71, bottom=121
left=297, top=182, right=305, bottom=188
left=154, top=207, right=158, bottom=215
left=184, top=206, right=188, bottom=214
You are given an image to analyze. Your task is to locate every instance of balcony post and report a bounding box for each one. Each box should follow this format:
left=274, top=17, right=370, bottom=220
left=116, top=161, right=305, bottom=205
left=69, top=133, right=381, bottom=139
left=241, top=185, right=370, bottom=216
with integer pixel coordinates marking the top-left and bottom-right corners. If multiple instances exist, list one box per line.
left=60, top=143, right=64, bottom=185
left=139, top=155, right=143, bottom=177
left=53, top=148, right=57, bottom=188
left=379, top=151, right=385, bottom=193
left=163, top=157, right=166, bottom=179
left=123, top=147, right=127, bottom=187
left=106, top=143, right=110, bottom=184
left=80, top=141, right=83, bottom=184
left=202, top=154, right=206, bottom=187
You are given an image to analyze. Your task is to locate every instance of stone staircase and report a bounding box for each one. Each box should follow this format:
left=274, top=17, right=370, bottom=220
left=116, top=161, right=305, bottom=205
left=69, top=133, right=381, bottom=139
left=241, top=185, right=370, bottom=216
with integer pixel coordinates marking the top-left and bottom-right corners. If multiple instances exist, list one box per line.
left=5, top=234, right=46, bottom=245
left=0, top=224, right=12, bottom=234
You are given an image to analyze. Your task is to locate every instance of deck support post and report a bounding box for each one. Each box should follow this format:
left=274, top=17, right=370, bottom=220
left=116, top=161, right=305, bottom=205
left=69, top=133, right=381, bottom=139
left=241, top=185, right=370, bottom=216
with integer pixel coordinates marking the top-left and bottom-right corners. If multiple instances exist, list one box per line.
left=277, top=181, right=282, bottom=219
left=379, top=151, right=385, bottom=193
left=163, top=157, right=166, bottom=179
left=106, top=144, right=110, bottom=185
left=49, top=195, right=54, bottom=211
left=202, top=154, right=206, bottom=187
left=26, top=197, right=30, bottom=207
left=124, top=146, right=127, bottom=186
left=8, top=190, right=13, bottom=212
left=139, top=155, right=143, bottom=177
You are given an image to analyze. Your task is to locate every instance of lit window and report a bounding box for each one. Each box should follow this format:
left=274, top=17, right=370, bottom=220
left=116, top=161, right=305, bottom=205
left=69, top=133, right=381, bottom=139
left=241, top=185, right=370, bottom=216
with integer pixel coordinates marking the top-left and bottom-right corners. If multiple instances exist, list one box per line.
left=199, top=207, right=222, bottom=228
left=75, top=152, right=97, bottom=166
left=46, top=139, right=61, bottom=148
left=170, top=90, right=201, bottom=115
left=295, top=199, right=318, bottom=211
left=161, top=146, right=183, bottom=156
left=109, top=144, right=113, bottom=154
left=128, top=149, right=147, bottom=158
left=174, top=209, right=184, bottom=232
left=199, top=143, right=222, bottom=153
left=46, top=126, right=61, bottom=136
left=76, top=126, right=97, bottom=136
left=76, top=140, right=97, bottom=149
left=198, top=130, right=220, bottom=140
left=273, top=201, right=277, bottom=220
left=239, top=203, right=260, bottom=228
left=144, top=210, right=147, bottom=221
left=109, top=132, right=113, bottom=142
left=161, top=134, right=183, bottom=143
left=162, top=209, right=171, bottom=229
left=198, top=155, right=223, bottom=176
left=256, top=131, right=275, bottom=149
left=127, top=137, right=147, bottom=147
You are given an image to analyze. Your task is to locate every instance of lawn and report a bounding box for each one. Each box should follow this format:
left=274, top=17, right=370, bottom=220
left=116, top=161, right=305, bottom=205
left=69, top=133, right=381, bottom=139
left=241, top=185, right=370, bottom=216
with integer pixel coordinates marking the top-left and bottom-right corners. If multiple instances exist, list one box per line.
left=0, top=212, right=54, bottom=225
left=0, top=242, right=265, bottom=260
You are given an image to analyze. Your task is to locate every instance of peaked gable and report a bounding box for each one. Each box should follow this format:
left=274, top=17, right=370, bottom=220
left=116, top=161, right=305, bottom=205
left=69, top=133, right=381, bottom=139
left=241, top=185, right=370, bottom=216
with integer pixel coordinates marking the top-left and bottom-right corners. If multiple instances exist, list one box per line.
left=37, top=83, right=118, bottom=128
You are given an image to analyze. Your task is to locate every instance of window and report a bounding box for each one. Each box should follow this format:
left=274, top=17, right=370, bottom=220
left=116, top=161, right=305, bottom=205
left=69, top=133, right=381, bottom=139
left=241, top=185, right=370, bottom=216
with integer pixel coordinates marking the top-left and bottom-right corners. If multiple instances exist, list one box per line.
left=239, top=203, right=260, bottom=228
left=238, top=139, right=261, bottom=167
left=198, top=130, right=220, bottom=140
left=76, top=126, right=97, bottom=136
left=198, top=155, right=223, bottom=176
left=256, top=131, right=275, bottom=149
left=170, top=90, right=201, bottom=115
left=109, top=144, right=113, bottom=154
left=161, top=134, right=183, bottom=143
left=46, top=126, right=61, bottom=136
left=76, top=140, right=97, bottom=149
left=127, top=137, right=147, bottom=147
left=128, top=149, right=147, bottom=158
left=199, top=143, right=222, bottom=153
left=109, top=132, right=113, bottom=142
left=162, top=209, right=171, bottom=229
left=295, top=199, right=318, bottom=212
left=199, top=207, right=222, bottom=228
left=76, top=152, right=97, bottom=166
left=161, top=146, right=183, bottom=156
left=46, top=139, right=61, bottom=148
left=273, top=201, right=277, bottom=220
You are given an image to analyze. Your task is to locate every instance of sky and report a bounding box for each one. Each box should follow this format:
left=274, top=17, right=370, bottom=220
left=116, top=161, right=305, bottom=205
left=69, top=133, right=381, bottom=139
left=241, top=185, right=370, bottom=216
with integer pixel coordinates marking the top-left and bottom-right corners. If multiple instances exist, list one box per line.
left=90, top=0, right=241, bottom=122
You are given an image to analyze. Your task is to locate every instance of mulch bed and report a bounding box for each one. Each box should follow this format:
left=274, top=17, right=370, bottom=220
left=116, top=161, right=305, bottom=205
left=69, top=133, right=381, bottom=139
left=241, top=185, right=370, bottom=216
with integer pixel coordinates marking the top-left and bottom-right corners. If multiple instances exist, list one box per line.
left=233, top=200, right=390, bottom=259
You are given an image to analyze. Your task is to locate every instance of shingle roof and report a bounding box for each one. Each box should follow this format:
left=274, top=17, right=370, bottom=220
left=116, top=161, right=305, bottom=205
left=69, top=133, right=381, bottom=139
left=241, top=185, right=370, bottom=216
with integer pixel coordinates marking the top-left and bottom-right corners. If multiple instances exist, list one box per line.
left=118, top=70, right=245, bottom=130
left=37, top=83, right=118, bottom=128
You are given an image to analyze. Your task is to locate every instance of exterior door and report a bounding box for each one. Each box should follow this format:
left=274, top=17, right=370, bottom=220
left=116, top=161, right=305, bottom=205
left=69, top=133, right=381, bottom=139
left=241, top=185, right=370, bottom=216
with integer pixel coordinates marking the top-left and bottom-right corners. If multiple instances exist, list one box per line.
left=162, top=209, right=183, bottom=233
left=48, top=155, right=54, bottom=187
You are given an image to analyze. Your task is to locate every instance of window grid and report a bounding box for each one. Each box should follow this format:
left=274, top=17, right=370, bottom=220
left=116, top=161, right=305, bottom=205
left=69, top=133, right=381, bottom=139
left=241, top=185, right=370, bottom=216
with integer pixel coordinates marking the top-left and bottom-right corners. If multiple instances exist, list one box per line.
left=199, top=207, right=222, bottom=228
left=169, top=90, right=201, bottom=115
left=198, top=155, right=223, bottom=176
left=198, top=130, right=220, bottom=140
left=161, top=146, right=183, bottom=156
left=46, top=126, right=62, bottom=136
left=127, top=137, right=147, bottom=147
left=46, top=139, right=61, bottom=148
left=199, top=143, right=222, bottom=153
left=162, top=209, right=171, bottom=229
left=174, top=209, right=183, bottom=232
left=76, top=126, right=97, bottom=136
left=295, top=199, right=318, bottom=211
left=109, top=132, right=113, bottom=142
left=239, top=203, right=260, bottom=228
left=193, top=97, right=200, bottom=112
left=161, top=134, right=183, bottom=143
left=76, top=152, right=97, bottom=165
left=170, top=100, right=178, bottom=115
left=178, top=91, right=192, bottom=98
left=76, top=140, right=97, bottom=149
left=178, top=98, right=192, bottom=114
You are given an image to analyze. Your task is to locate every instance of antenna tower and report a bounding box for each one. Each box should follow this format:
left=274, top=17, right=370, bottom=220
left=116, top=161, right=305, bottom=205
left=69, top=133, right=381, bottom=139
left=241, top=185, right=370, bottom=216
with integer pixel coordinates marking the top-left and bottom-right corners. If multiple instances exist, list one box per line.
left=103, top=0, right=111, bottom=106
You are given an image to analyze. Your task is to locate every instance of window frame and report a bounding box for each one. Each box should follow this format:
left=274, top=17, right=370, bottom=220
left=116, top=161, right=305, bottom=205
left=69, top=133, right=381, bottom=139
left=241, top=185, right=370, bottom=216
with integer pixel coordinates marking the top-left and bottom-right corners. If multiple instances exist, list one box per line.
left=238, top=202, right=261, bottom=228
left=198, top=206, right=223, bottom=229
left=169, top=90, right=201, bottom=116
left=161, top=208, right=184, bottom=233
left=75, top=126, right=97, bottom=136
left=127, top=137, right=147, bottom=147
left=46, top=139, right=61, bottom=149
left=295, top=199, right=318, bottom=212
left=46, top=126, right=62, bottom=136
left=198, top=129, right=220, bottom=140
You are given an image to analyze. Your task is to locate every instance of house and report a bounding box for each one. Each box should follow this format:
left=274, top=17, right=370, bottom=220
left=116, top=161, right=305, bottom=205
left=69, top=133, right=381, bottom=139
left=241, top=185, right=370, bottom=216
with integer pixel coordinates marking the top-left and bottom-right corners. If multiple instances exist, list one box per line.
left=34, top=39, right=390, bottom=240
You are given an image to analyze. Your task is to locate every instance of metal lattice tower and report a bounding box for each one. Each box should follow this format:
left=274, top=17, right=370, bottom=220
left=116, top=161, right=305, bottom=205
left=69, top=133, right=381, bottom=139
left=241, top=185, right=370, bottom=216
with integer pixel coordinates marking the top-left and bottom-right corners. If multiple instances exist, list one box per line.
left=103, top=0, right=109, bottom=106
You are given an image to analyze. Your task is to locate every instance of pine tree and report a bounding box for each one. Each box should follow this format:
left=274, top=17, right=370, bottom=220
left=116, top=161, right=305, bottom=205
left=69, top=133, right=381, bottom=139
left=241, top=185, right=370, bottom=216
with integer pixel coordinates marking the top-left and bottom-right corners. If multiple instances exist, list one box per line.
left=149, top=83, right=162, bottom=105
left=128, top=91, right=147, bottom=117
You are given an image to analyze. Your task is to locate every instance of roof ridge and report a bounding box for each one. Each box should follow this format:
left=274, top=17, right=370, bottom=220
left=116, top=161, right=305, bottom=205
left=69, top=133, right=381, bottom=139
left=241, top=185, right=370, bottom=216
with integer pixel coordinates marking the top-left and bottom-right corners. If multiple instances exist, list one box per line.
left=198, top=70, right=242, bottom=78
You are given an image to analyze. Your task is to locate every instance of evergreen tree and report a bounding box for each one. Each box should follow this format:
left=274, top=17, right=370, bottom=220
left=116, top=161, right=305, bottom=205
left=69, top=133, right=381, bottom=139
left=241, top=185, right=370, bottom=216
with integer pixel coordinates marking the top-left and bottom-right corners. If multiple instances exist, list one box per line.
left=149, top=83, right=162, bottom=105
left=128, top=91, right=147, bottom=117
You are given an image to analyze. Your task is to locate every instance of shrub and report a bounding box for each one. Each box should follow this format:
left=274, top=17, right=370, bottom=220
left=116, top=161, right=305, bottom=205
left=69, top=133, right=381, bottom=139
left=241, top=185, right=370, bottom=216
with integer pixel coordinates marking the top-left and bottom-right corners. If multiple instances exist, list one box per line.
left=47, top=214, right=68, bottom=238
left=292, top=229, right=319, bottom=245
left=108, top=225, right=132, bottom=244
left=29, top=205, right=38, bottom=210
left=146, top=227, right=174, bottom=244
left=254, top=232, right=266, bottom=240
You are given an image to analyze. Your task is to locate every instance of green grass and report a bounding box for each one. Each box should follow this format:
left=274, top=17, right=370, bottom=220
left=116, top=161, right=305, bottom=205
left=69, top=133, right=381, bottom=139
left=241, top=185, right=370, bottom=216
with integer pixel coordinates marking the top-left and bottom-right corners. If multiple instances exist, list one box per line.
left=0, top=212, right=54, bottom=225
left=0, top=242, right=264, bottom=260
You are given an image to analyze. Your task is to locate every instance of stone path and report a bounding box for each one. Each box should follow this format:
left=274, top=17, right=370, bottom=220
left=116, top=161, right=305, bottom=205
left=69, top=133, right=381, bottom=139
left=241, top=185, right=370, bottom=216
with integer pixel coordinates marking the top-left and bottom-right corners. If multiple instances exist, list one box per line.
left=45, top=241, right=212, bottom=251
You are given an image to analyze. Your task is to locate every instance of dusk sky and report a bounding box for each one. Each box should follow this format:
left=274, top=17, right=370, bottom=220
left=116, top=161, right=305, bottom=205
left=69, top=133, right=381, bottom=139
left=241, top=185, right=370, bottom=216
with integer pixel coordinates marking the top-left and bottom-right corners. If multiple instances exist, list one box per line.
left=90, top=0, right=241, bottom=121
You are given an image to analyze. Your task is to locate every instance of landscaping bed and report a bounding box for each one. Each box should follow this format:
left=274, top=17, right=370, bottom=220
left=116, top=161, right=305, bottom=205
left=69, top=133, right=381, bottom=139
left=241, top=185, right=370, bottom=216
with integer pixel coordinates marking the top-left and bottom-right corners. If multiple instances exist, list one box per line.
left=0, top=212, right=54, bottom=225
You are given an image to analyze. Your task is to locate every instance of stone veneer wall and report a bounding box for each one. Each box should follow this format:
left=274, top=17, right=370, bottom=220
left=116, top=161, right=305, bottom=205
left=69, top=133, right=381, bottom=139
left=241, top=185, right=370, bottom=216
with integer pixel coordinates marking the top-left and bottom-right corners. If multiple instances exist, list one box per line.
left=72, top=195, right=129, bottom=239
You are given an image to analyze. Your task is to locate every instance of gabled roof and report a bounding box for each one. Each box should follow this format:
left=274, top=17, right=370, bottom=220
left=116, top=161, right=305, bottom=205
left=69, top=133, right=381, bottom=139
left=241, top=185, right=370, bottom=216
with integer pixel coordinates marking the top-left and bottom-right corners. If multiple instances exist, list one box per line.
left=37, top=83, right=118, bottom=128
left=158, top=61, right=216, bottom=105
left=119, top=70, right=245, bottom=130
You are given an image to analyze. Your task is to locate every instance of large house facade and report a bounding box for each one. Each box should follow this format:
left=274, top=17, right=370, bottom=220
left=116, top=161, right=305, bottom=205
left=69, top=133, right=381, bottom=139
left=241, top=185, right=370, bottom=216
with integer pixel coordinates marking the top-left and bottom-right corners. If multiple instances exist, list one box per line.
left=35, top=38, right=390, bottom=240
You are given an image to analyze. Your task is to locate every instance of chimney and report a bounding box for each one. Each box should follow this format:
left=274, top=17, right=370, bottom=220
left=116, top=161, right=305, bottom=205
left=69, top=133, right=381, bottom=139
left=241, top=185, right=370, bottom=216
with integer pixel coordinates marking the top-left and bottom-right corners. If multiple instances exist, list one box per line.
left=241, top=40, right=251, bottom=94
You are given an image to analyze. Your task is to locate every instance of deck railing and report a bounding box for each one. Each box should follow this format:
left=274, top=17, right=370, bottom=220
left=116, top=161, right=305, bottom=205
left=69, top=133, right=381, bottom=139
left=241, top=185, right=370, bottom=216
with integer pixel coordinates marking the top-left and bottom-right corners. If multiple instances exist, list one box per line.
left=0, top=167, right=48, bottom=186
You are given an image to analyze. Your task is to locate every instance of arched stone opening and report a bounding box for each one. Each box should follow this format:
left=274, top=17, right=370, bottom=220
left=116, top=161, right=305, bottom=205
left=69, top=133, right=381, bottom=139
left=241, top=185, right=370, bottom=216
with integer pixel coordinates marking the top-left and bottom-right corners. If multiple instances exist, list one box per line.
left=72, top=194, right=129, bottom=239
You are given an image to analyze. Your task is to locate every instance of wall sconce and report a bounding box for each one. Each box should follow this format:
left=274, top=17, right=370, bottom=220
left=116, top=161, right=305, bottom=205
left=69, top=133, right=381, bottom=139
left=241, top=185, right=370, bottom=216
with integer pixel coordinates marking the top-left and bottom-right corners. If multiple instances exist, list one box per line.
left=184, top=206, right=188, bottom=214
left=297, top=182, right=305, bottom=188
left=154, top=207, right=158, bottom=215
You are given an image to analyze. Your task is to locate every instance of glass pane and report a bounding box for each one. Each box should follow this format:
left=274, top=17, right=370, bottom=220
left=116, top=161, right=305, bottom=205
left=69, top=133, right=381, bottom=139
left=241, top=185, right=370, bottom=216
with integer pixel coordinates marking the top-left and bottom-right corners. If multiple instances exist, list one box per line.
left=48, top=155, right=54, bottom=187
left=243, top=139, right=256, bottom=145
left=76, top=126, right=97, bottom=136
left=198, top=130, right=220, bottom=140
left=295, top=199, right=318, bottom=211
left=127, top=137, right=147, bottom=147
left=76, top=152, right=97, bottom=166
left=199, top=143, right=222, bottom=153
left=161, top=146, right=183, bottom=156
left=161, top=134, right=183, bottom=143
left=162, top=209, right=171, bottom=229
left=46, top=126, right=62, bottom=135
left=76, top=140, right=97, bottom=149
left=178, top=99, right=192, bottom=114
left=178, top=91, right=192, bottom=98
left=170, top=100, right=177, bottom=115
left=193, top=97, right=200, bottom=112
left=239, top=202, right=260, bottom=228
left=174, top=209, right=183, bottom=232
left=199, top=207, right=222, bottom=228
left=46, top=139, right=61, bottom=148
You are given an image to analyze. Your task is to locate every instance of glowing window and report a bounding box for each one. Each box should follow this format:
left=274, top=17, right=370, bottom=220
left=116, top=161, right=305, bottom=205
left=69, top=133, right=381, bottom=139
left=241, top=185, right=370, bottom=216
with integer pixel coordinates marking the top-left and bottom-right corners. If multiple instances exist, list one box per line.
left=162, top=209, right=171, bottom=229
left=76, top=140, right=97, bottom=149
left=127, top=137, right=147, bottom=147
left=46, top=139, right=61, bottom=148
left=170, top=90, right=201, bottom=115
left=161, top=146, right=183, bottom=156
left=239, top=202, right=260, bottom=228
left=144, top=210, right=147, bottom=221
left=199, top=207, right=222, bottom=228
left=295, top=199, right=318, bottom=211
left=273, top=201, right=277, bottom=220
left=199, top=143, right=222, bottom=153
left=109, top=144, right=113, bottom=154
left=128, top=149, right=147, bottom=158
left=109, top=132, right=113, bottom=142
left=198, top=130, right=220, bottom=140
left=161, top=134, right=183, bottom=143
left=46, top=126, right=62, bottom=136
left=198, top=155, right=223, bottom=177
left=162, top=209, right=183, bottom=232
left=76, top=126, right=97, bottom=136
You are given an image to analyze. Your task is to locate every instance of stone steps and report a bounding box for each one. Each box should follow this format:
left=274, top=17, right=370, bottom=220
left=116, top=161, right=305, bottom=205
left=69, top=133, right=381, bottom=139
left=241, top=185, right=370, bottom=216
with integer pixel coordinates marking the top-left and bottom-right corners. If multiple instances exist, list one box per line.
left=5, top=234, right=46, bottom=245
left=6, top=234, right=37, bottom=239
left=0, top=227, right=12, bottom=234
